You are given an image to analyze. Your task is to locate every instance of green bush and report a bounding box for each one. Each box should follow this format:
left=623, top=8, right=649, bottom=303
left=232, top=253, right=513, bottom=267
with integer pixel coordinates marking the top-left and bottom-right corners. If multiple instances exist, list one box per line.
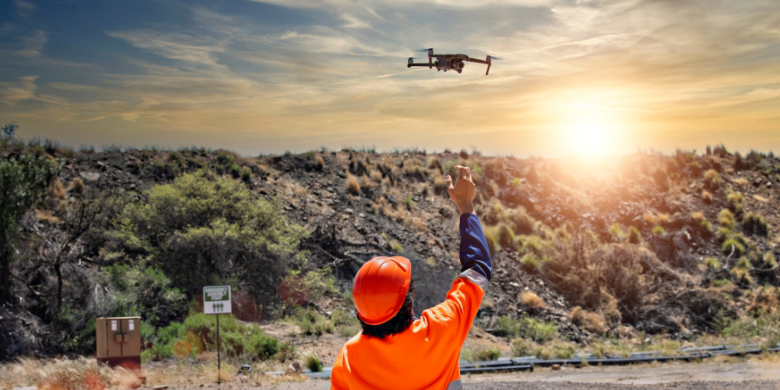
left=727, top=189, right=744, bottom=213
left=497, top=315, right=520, bottom=338
left=510, top=338, right=537, bottom=357
left=722, top=237, right=745, bottom=257
left=107, top=172, right=308, bottom=309
left=303, top=352, right=323, bottom=372
left=180, top=312, right=283, bottom=360
left=719, top=209, right=735, bottom=229
left=0, top=153, right=60, bottom=302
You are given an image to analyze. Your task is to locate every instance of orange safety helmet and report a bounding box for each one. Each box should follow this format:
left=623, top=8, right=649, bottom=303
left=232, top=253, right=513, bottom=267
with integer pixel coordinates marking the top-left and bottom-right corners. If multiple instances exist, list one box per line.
left=353, top=256, right=412, bottom=325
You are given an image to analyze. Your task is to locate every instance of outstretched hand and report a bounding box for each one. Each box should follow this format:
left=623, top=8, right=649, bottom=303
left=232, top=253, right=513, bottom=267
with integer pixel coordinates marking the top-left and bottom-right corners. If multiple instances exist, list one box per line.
left=447, top=165, right=476, bottom=215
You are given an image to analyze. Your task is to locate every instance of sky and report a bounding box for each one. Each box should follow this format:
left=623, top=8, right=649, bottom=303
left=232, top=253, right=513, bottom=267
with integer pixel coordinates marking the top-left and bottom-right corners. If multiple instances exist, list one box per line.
left=1, top=0, right=779, bottom=157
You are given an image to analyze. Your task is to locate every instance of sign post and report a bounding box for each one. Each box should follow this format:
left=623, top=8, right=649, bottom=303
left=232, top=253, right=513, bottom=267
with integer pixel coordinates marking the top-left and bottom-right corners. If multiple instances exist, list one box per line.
left=203, top=285, right=232, bottom=385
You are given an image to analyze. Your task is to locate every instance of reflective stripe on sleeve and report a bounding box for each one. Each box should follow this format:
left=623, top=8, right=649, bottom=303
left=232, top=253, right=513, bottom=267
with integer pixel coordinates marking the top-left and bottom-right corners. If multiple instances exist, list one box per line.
left=447, top=379, right=463, bottom=390
left=457, top=268, right=489, bottom=290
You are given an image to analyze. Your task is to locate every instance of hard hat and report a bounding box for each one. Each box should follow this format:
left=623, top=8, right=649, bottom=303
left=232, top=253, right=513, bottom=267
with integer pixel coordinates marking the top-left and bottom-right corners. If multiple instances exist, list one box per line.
left=353, top=256, right=412, bottom=325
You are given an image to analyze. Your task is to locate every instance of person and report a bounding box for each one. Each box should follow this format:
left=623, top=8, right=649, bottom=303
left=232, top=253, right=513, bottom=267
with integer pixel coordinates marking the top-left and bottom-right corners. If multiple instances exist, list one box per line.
left=331, top=165, right=492, bottom=390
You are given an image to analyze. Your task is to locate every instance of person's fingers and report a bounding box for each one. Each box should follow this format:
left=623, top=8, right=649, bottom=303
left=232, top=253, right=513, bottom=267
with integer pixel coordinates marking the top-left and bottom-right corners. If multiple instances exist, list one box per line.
left=457, top=165, right=466, bottom=182
left=446, top=175, right=454, bottom=191
left=464, top=167, right=473, bottom=183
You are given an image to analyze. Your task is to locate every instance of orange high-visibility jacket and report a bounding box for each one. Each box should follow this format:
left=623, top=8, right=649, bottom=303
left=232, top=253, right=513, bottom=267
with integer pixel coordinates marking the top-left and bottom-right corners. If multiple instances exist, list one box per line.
left=330, top=274, right=485, bottom=390
left=331, top=214, right=492, bottom=390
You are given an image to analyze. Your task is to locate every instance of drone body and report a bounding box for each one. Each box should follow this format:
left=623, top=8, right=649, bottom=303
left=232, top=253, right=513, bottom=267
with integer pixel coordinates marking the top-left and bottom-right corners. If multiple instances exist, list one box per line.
left=407, top=48, right=500, bottom=75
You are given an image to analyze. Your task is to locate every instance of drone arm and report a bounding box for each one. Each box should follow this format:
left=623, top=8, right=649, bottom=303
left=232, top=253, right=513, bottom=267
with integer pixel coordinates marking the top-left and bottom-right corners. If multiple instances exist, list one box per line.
left=408, top=63, right=434, bottom=68
left=466, top=58, right=489, bottom=65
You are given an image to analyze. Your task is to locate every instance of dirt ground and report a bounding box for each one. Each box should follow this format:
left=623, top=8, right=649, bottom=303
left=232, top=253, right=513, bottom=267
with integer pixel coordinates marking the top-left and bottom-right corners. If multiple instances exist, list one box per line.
left=181, top=360, right=780, bottom=389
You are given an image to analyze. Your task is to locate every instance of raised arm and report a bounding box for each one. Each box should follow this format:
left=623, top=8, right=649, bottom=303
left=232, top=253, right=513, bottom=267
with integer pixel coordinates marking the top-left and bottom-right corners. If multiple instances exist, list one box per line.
left=447, top=166, right=492, bottom=285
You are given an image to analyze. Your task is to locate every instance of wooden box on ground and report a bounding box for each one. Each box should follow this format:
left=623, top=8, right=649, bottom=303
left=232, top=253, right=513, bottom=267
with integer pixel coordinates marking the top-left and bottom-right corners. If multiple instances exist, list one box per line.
left=95, top=317, right=142, bottom=370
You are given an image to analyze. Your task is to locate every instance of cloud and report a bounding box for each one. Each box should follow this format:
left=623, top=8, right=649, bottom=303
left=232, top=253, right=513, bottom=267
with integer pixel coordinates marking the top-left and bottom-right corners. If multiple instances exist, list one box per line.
left=16, top=30, right=47, bottom=57
left=14, top=0, right=35, bottom=17
left=107, top=30, right=228, bottom=68
left=0, top=75, right=38, bottom=105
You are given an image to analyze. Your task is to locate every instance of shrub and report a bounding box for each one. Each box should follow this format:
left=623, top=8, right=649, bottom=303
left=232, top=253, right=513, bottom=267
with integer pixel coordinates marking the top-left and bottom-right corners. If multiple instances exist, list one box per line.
left=519, top=291, right=545, bottom=310
left=691, top=211, right=705, bottom=221
left=718, top=209, right=735, bottom=229
left=240, top=167, right=252, bottom=181
left=483, top=226, right=500, bottom=257
left=727, top=189, right=744, bottom=213
left=509, top=177, right=522, bottom=188
left=722, top=237, right=745, bottom=257
left=303, top=352, right=323, bottom=372
left=511, top=338, right=537, bottom=357
left=497, top=315, right=520, bottom=338
left=390, top=239, right=404, bottom=254
left=652, top=225, right=666, bottom=236
left=702, top=190, right=713, bottom=203
left=508, top=208, right=535, bottom=235
left=609, top=223, right=626, bottom=242
left=471, top=347, right=501, bottom=361
left=519, top=316, right=558, bottom=343
left=67, top=177, right=86, bottom=194
left=704, top=169, right=720, bottom=189
left=628, top=226, right=642, bottom=244
left=704, top=257, right=721, bottom=269
left=433, top=175, right=448, bottom=194
left=427, top=156, right=442, bottom=171
left=701, top=219, right=713, bottom=232
left=495, top=223, right=516, bottom=247
left=550, top=342, right=576, bottom=359
left=520, top=253, right=540, bottom=271
left=108, top=172, right=308, bottom=314
left=742, top=212, right=768, bottom=235
left=346, top=173, right=360, bottom=195
left=360, top=175, right=377, bottom=195
left=315, top=155, right=325, bottom=170
left=569, top=306, right=608, bottom=334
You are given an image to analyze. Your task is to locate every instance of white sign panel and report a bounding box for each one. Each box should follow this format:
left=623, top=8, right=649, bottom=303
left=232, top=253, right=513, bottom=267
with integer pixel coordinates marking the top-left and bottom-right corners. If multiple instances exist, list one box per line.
left=203, top=285, right=232, bottom=315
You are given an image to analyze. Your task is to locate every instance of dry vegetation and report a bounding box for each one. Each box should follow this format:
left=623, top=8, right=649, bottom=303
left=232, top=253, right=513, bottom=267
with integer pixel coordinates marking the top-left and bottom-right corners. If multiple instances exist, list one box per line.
left=3, top=136, right=780, bottom=378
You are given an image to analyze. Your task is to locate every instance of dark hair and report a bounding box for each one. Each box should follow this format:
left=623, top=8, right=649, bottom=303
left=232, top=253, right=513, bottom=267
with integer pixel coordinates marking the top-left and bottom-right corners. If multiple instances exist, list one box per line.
left=359, top=280, right=415, bottom=339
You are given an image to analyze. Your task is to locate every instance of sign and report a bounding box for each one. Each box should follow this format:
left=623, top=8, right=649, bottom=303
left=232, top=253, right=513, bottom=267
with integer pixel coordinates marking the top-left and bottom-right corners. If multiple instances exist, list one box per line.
left=203, top=285, right=232, bottom=315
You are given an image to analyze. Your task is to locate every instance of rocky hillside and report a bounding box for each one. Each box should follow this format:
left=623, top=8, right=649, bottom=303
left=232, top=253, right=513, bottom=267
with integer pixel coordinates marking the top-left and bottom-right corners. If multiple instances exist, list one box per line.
left=2, top=140, right=779, bottom=359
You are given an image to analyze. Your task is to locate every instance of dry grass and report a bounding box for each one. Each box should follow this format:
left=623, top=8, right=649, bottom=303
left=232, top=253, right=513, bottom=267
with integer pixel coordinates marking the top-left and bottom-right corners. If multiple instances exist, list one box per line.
left=35, top=209, right=60, bottom=224
left=346, top=173, right=360, bottom=195
left=733, top=177, right=750, bottom=186
left=519, top=291, right=545, bottom=310
left=0, top=357, right=113, bottom=390
left=315, top=154, right=325, bottom=170
left=643, top=212, right=658, bottom=225
left=691, top=211, right=705, bottom=221
left=67, top=177, right=86, bottom=194
left=48, top=178, right=67, bottom=200
left=370, top=169, right=383, bottom=182
left=570, top=306, right=608, bottom=334
left=359, top=174, right=376, bottom=194
left=702, top=190, right=713, bottom=203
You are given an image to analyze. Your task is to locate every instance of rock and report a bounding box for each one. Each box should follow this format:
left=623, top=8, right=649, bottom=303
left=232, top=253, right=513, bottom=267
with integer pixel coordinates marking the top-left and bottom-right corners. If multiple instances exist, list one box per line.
left=358, top=213, right=365, bottom=218
left=79, top=172, right=101, bottom=181
left=153, top=386, right=169, bottom=390
left=552, top=364, right=561, bottom=370
left=345, top=208, right=354, bottom=214
left=285, top=361, right=302, bottom=375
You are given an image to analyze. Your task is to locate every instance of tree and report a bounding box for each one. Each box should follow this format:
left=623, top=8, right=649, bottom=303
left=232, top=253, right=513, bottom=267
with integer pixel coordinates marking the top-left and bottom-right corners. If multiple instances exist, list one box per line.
left=0, top=154, right=60, bottom=304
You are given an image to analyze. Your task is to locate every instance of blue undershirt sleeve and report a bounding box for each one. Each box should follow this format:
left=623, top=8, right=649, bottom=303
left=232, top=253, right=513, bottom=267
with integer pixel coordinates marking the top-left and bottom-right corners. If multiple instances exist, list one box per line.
left=458, top=213, right=492, bottom=281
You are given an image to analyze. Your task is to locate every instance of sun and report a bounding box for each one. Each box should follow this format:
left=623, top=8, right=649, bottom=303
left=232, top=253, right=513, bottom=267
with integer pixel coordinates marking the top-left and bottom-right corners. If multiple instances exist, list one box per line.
left=561, top=110, right=621, bottom=157
left=569, top=122, right=611, bottom=156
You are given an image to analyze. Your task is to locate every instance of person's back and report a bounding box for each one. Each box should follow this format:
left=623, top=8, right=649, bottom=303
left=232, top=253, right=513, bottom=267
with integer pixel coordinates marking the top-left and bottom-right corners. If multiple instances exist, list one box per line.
left=331, top=166, right=491, bottom=390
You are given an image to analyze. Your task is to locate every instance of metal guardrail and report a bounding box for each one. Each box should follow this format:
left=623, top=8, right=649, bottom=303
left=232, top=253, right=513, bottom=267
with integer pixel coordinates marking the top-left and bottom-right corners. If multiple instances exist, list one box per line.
left=279, top=343, right=780, bottom=379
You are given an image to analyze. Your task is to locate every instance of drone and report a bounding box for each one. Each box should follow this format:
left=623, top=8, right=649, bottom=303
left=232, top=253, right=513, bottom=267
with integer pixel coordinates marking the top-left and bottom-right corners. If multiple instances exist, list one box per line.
left=407, top=48, right=502, bottom=75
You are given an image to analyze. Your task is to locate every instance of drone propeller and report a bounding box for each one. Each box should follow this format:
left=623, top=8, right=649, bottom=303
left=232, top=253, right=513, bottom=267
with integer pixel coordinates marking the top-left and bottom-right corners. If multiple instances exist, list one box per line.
left=414, top=48, right=433, bottom=52
left=487, top=55, right=504, bottom=61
